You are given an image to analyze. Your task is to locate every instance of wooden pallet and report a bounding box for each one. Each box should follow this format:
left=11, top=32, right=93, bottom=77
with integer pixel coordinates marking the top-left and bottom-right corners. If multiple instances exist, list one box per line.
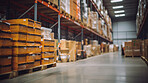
left=41, top=63, right=56, bottom=70
left=13, top=63, right=56, bottom=78
left=0, top=72, right=13, bottom=80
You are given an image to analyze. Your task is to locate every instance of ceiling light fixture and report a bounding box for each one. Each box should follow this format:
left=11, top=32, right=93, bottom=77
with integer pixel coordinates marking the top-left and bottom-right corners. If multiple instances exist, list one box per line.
left=111, top=0, right=123, bottom=3
left=113, top=6, right=124, bottom=9
left=115, top=14, right=125, bottom=17
left=114, top=10, right=125, bottom=13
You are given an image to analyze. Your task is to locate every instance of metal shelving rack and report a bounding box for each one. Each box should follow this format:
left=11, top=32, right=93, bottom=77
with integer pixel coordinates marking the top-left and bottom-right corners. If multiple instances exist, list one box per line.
left=137, top=8, right=148, bottom=39
left=3, top=0, right=113, bottom=57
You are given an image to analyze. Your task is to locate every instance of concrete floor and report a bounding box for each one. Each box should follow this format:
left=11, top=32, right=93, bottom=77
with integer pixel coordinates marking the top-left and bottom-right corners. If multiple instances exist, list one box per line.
left=1, top=52, right=148, bottom=83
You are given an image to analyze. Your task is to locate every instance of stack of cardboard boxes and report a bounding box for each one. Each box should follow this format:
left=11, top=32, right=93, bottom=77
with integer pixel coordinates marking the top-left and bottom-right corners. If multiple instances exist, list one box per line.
left=124, top=42, right=133, bottom=57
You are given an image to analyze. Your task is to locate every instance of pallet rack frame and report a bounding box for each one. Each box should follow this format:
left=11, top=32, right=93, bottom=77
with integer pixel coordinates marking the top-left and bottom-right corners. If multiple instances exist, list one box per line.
left=2, top=0, right=113, bottom=58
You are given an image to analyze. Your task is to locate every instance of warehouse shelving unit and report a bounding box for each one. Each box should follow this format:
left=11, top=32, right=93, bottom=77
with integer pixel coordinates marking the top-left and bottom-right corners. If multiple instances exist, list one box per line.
left=5, top=0, right=112, bottom=41
left=137, top=8, right=148, bottom=39
left=1, top=0, right=113, bottom=58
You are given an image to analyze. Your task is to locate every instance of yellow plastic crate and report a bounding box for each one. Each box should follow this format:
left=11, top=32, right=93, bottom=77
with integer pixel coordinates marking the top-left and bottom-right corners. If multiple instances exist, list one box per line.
left=41, top=58, right=49, bottom=65
left=26, top=54, right=35, bottom=63
left=13, top=46, right=27, bottom=55
left=0, top=38, right=13, bottom=47
left=27, top=27, right=35, bottom=34
left=27, top=46, right=36, bottom=54
left=35, top=46, right=41, bottom=53
left=0, top=47, right=12, bottom=56
left=34, top=35, right=41, bottom=42
left=10, top=24, right=27, bottom=33
left=34, top=21, right=41, bottom=29
left=35, top=54, right=41, bottom=60
left=27, top=34, right=35, bottom=42
left=49, top=47, right=55, bottom=52
left=13, top=41, right=26, bottom=46
left=3, top=18, right=34, bottom=27
left=18, top=55, right=26, bottom=64
left=0, top=22, right=10, bottom=32
left=41, top=39, right=55, bottom=46
left=0, top=31, right=11, bottom=39
left=42, top=52, right=54, bottom=58
left=35, top=28, right=41, bottom=35
left=0, top=56, right=12, bottom=66
left=11, top=33, right=27, bottom=41
left=49, top=58, right=54, bottom=64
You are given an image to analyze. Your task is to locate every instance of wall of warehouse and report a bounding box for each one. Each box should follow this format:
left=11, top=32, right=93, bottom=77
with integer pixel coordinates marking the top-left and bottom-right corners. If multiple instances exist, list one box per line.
left=113, top=20, right=137, bottom=50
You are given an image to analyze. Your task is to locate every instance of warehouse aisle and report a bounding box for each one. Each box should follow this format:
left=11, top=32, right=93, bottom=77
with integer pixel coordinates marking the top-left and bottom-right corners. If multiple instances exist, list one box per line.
left=1, top=52, right=148, bottom=83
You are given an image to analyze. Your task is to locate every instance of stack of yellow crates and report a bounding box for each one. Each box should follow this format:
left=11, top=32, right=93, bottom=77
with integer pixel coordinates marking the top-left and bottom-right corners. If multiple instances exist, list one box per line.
left=3, top=18, right=42, bottom=71
left=41, top=39, right=55, bottom=65
left=0, top=22, right=12, bottom=74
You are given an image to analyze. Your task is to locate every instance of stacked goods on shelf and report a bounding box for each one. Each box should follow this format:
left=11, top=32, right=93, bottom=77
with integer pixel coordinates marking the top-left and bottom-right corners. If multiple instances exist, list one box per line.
left=70, top=0, right=81, bottom=20
left=84, top=45, right=92, bottom=57
left=84, top=40, right=101, bottom=57
left=82, top=0, right=88, bottom=25
left=59, top=39, right=69, bottom=62
left=60, top=0, right=70, bottom=14
left=2, top=18, right=42, bottom=71
left=0, top=22, right=12, bottom=74
left=124, top=41, right=133, bottom=57
left=98, top=19, right=103, bottom=35
left=136, top=0, right=147, bottom=32
left=132, top=39, right=141, bottom=57
left=66, top=41, right=76, bottom=62
left=90, top=12, right=98, bottom=32
left=48, top=0, right=58, bottom=6
left=41, top=27, right=56, bottom=65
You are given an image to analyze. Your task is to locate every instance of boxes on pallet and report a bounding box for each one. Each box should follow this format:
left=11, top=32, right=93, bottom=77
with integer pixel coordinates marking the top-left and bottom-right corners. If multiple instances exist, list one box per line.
left=70, top=0, right=81, bottom=20
left=67, top=41, right=76, bottom=61
left=124, top=42, right=133, bottom=57
left=132, top=39, right=141, bottom=57
left=84, top=45, right=92, bottom=57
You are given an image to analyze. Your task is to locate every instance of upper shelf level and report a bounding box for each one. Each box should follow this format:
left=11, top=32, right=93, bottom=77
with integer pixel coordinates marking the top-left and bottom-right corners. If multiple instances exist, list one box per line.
left=8, top=0, right=112, bottom=43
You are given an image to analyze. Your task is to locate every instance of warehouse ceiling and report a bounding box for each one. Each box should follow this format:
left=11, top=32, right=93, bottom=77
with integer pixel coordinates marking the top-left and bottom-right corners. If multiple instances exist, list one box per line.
left=103, top=0, right=139, bottom=21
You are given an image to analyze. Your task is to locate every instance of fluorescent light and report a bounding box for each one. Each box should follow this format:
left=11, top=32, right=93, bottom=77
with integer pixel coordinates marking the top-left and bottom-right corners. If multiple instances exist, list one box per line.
left=113, top=6, right=124, bottom=9
left=111, top=0, right=123, bottom=3
left=114, top=10, right=125, bottom=13
left=115, top=14, right=125, bottom=17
